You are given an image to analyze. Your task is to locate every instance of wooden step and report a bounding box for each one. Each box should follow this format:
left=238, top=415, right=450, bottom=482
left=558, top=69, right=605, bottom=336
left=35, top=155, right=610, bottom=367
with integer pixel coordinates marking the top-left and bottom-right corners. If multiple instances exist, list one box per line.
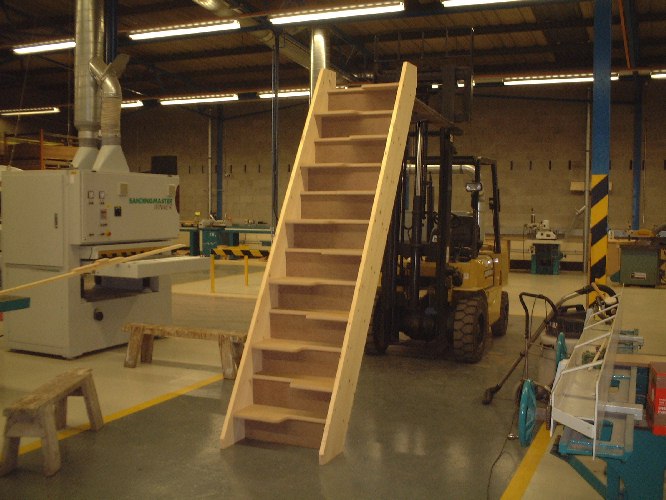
left=316, top=110, right=393, bottom=137
left=270, top=308, right=349, bottom=323
left=302, top=164, right=381, bottom=192
left=235, top=404, right=325, bottom=425
left=254, top=337, right=341, bottom=354
left=254, top=373, right=335, bottom=393
left=287, top=219, right=368, bottom=250
left=269, top=276, right=356, bottom=287
left=285, top=248, right=361, bottom=281
left=274, top=282, right=355, bottom=313
left=301, top=191, right=375, bottom=220
left=327, top=83, right=399, bottom=112
left=314, top=136, right=386, bottom=164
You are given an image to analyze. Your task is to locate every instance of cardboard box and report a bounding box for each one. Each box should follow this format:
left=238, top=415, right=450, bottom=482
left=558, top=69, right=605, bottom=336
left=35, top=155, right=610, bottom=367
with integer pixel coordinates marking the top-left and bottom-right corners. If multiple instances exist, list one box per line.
left=647, top=362, right=666, bottom=435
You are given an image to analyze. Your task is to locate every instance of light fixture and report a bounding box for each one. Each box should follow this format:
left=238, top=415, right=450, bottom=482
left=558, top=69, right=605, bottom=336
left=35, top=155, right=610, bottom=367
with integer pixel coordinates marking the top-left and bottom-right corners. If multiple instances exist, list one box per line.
left=0, top=106, right=61, bottom=116
left=651, top=71, right=666, bottom=79
left=159, top=94, right=239, bottom=106
left=503, top=73, right=619, bottom=86
left=258, top=89, right=310, bottom=99
left=129, top=20, right=240, bottom=40
left=441, top=0, right=520, bottom=7
left=121, top=100, right=144, bottom=108
left=13, top=40, right=75, bottom=55
left=269, top=2, right=404, bottom=25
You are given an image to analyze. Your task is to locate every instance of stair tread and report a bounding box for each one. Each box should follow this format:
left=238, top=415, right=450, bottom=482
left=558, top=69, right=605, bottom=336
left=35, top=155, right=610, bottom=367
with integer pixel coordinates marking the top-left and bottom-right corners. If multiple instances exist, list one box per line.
left=285, top=248, right=363, bottom=257
left=316, top=110, right=393, bottom=118
left=301, top=162, right=381, bottom=168
left=254, top=372, right=336, bottom=393
left=270, top=276, right=356, bottom=287
left=301, top=190, right=375, bottom=196
left=315, top=134, right=387, bottom=143
left=234, top=404, right=325, bottom=424
left=286, top=218, right=369, bottom=225
left=253, top=337, right=342, bottom=353
left=270, top=308, right=349, bottom=322
left=329, top=83, right=399, bottom=94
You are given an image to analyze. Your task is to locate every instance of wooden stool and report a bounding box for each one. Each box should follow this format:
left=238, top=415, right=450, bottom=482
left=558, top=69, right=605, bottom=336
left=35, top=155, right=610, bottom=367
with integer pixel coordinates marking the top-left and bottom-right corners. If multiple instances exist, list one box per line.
left=122, top=323, right=246, bottom=379
left=0, top=368, right=104, bottom=477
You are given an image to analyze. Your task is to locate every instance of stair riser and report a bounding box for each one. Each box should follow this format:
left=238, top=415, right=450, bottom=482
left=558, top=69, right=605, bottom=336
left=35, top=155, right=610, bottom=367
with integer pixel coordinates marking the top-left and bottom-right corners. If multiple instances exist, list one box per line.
left=270, top=312, right=346, bottom=345
left=318, top=115, right=392, bottom=138
left=327, top=90, right=397, bottom=112
left=301, top=195, right=374, bottom=220
left=305, top=168, right=380, bottom=191
left=274, top=284, right=354, bottom=311
left=288, top=224, right=367, bottom=249
left=315, top=142, right=385, bottom=164
left=285, top=253, right=361, bottom=282
left=253, top=379, right=330, bottom=416
left=245, top=420, right=323, bottom=449
left=261, top=350, right=339, bottom=378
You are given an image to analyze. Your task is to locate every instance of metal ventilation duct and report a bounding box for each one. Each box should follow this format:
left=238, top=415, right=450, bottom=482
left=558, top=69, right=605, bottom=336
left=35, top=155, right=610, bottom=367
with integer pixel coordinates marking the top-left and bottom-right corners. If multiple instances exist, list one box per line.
left=72, top=0, right=104, bottom=170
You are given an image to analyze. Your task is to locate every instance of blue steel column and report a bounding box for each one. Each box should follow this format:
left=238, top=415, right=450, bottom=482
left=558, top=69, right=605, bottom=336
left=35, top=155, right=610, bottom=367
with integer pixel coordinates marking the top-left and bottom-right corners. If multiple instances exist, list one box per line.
left=631, top=78, right=643, bottom=229
left=216, top=107, right=224, bottom=219
left=589, top=0, right=612, bottom=287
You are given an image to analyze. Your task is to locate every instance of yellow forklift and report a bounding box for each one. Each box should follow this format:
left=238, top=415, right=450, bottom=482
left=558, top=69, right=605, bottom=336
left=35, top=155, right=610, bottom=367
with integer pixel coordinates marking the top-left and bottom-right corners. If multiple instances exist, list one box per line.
left=372, top=121, right=509, bottom=362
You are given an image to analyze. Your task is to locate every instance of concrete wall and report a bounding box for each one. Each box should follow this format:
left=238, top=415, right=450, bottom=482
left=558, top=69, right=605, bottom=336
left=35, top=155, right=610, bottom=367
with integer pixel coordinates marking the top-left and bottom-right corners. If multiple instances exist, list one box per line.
left=119, top=79, right=666, bottom=234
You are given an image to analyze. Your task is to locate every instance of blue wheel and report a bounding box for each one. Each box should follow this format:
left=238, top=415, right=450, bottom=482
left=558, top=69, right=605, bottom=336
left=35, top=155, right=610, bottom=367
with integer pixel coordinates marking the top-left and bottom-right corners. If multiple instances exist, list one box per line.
left=518, top=379, right=537, bottom=447
left=555, top=332, right=568, bottom=367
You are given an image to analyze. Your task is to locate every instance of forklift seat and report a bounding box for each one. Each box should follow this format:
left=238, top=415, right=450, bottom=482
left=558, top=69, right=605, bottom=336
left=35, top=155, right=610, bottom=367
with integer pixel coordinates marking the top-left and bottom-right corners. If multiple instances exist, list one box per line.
left=450, top=214, right=480, bottom=261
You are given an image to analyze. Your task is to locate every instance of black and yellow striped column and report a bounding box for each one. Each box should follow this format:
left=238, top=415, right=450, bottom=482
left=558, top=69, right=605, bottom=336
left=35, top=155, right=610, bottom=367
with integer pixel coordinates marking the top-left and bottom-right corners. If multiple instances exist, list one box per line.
left=589, top=0, right=612, bottom=299
left=590, top=174, right=609, bottom=286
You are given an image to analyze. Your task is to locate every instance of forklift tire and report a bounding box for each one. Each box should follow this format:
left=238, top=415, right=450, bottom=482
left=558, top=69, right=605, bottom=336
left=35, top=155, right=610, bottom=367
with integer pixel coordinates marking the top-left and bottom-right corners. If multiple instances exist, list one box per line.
left=452, top=293, right=488, bottom=363
left=371, top=296, right=390, bottom=354
left=491, top=291, right=509, bottom=337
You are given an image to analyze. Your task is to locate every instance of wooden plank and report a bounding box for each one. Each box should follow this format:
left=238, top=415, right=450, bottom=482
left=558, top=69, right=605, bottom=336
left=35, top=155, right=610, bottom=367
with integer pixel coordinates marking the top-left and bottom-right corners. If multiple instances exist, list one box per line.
left=270, top=308, right=349, bottom=323
left=220, top=68, right=339, bottom=449
left=285, top=248, right=363, bottom=256
left=254, top=373, right=335, bottom=393
left=3, top=368, right=93, bottom=414
left=253, top=338, right=342, bottom=354
left=244, top=420, right=323, bottom=449
left=234, top=404, right=326, bottom=425
left=252, top=379, right=331, bottom=416
left=319, top=62, right=417, bottom=465
left=261, top=350, right=339, bottom=378
left=269, top=276, right=356, bottom=287
left=301, top=192, right=375, bottom=220
left=285, top=251, right=361, bottom=281
left=121, top=323, right=246, bottom=342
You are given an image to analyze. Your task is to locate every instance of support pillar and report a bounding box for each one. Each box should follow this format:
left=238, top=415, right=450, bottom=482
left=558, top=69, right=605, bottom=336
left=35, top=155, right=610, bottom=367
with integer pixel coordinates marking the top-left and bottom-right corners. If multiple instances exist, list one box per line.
left=589, top=0, right=612, bottom=288
left=631, top=77, right=643, bottom=230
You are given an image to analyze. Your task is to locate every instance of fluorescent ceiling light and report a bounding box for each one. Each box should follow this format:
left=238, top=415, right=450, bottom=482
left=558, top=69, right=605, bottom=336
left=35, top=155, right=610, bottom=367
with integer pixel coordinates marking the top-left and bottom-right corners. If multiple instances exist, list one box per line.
left=160, top=94, right=239, bottom=106
left=0, top=106, right=61, bottom=116
left=258, top=89, right=310, bottom=99
left=129, top=20, right=240, bottom=40
left=121, top=100, right=144, bottom=108
left=441, top=0, right=520, bottom=7
left=270, top=2, right=404, bottom=25
left=504, top=73, right=619, bottom=86
left=13, top=40, right=75, bottom=55
left=651, top=71, right=666, bottom=79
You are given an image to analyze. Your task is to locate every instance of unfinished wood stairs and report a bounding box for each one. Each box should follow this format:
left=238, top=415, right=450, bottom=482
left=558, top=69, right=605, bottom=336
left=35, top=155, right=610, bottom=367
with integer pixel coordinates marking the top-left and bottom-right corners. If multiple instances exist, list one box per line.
left=220, top=62, right=417, bottom=464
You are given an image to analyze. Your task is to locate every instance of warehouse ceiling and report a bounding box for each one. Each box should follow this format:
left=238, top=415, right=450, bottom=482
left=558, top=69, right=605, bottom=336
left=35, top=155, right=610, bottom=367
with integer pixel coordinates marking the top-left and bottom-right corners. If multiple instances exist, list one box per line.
left=0, top=0, right=665, bottom=111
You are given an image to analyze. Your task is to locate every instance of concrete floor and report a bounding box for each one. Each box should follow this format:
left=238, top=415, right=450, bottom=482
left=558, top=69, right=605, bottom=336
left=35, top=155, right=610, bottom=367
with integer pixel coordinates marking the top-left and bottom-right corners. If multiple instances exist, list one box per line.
left=0, top=263, right=664, bottom=499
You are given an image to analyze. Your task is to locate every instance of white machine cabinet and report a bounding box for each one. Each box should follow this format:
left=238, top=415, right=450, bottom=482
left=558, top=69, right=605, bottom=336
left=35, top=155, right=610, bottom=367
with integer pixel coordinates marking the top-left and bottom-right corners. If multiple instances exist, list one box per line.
left=2, top=169, right=181, bottom=358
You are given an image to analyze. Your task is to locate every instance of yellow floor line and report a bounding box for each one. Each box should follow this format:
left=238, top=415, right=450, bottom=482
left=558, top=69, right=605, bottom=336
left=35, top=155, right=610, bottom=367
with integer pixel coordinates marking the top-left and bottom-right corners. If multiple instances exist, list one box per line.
left=501, top=424, right=551, bottom=500
left=17, top=373, right=225, bottom=456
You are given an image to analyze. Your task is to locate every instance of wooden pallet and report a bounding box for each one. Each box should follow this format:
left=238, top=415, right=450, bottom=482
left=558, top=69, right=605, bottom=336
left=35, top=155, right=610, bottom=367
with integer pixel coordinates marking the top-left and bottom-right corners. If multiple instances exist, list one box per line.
left=220, top=62, right=416, bottom=464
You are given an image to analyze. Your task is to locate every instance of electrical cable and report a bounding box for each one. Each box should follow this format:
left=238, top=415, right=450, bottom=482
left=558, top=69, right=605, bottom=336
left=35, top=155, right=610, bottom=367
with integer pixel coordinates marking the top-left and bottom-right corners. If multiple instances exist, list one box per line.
left=486, top=404, right=519, bottom=500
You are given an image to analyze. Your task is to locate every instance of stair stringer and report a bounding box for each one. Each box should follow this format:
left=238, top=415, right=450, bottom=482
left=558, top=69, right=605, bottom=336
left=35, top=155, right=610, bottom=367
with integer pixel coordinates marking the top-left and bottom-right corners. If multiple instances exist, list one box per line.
left=318, top=62, right=417, bottom=464
left=220, top=68, right=338, bottom=448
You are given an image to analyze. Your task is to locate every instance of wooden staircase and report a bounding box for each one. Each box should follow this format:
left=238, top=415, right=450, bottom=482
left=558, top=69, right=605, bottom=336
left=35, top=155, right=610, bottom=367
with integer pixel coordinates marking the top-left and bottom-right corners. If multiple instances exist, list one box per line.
left=220, top=62, right=417, bottom=464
